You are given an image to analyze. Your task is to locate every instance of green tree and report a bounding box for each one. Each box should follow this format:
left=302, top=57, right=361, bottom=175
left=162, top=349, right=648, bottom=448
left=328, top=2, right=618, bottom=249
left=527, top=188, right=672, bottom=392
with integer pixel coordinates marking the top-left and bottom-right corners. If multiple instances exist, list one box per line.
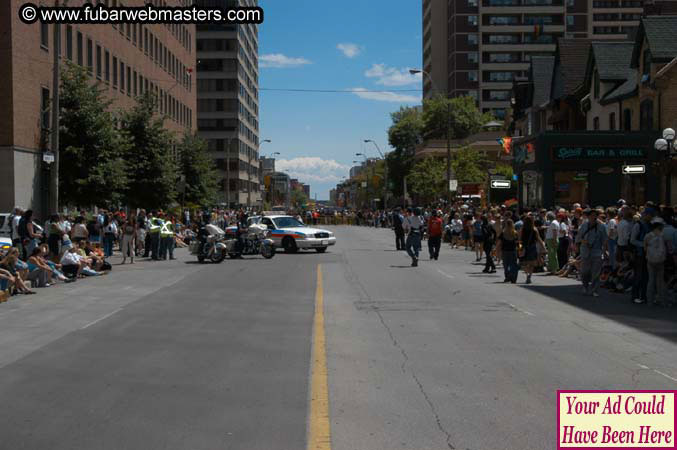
left=422, top=95, right=493, bottom=140
left=387, top=106, right=423, bottom=198
left=451, top=146, right=489, bottom=183
left=121, top=92, right=177, bottom=209
left=290, top=188, right=309, bottom=208
left=59, top=64, right=129, bottom=207
left=177, top=132, right=219, bottom=206
left=406, top=157, right=446, bottom=204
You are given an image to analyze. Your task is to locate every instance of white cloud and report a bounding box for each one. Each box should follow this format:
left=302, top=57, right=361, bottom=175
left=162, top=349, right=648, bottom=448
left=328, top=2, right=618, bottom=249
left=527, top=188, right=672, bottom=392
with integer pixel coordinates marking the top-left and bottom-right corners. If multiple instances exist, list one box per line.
left=364, top=63, right=422, bottom=86
left=351, top=87, right=420, bottom=103
left=260, top=53, right=312, bottom=68
left=337, top=43, right=362, bottom=58
left=276, top=157, right=349, bottom=184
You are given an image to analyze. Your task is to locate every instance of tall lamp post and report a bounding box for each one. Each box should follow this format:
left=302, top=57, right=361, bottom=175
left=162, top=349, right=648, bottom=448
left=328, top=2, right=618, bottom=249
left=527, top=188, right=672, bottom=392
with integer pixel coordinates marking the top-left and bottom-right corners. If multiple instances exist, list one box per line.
left=364, top=139, right=388, bottom=208
left=654, top=128, right=677, bottom=204
left=410, top=68, right=454, bottom=205
left=253, top=139, right=272, bottom=208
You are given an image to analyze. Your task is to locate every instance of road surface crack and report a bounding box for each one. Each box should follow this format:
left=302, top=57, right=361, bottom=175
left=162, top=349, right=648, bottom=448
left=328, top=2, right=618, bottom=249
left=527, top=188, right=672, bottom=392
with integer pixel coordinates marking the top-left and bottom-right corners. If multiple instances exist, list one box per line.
left=341, top=253, right=456, bottom=449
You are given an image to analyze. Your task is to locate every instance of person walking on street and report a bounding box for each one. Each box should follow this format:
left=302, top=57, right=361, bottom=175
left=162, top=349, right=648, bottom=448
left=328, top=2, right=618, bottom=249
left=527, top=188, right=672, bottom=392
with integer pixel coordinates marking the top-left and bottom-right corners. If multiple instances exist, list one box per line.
left=575, top=209, right=608, bottom=297
left=121, top=216, right=136, bottom=264
left=497, top=219, right=519, bottom=283
left=545, top=212, right=559, bottom=274
left=393, top=208, right=406, bottom=251
left=519, top=215, right=543, bottom=285
left=481, top=216, right=497, bottom=273
left=644, top=217, right=667, bottom=306
left=403, top=208, right=423, bottom=267
left=427, top=210, right=443, bottom=261
left=630, top=209, right=652, bottom=304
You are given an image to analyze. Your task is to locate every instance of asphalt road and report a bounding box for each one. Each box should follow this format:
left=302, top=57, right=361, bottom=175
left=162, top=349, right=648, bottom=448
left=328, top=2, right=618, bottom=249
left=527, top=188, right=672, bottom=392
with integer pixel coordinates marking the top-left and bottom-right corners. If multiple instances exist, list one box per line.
left=1, top=226, right=677, bottom=450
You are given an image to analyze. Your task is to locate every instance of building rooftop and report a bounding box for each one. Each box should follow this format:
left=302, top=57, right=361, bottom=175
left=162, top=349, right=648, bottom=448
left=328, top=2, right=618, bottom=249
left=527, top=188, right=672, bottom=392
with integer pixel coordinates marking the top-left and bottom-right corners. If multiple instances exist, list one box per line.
left=552, top=39, right=592, bottom=100
left=591, top=42, right=635, bottom=81
left=632, top=16, right=677, bottom=67
left=531, top=56, right=555, bottom=108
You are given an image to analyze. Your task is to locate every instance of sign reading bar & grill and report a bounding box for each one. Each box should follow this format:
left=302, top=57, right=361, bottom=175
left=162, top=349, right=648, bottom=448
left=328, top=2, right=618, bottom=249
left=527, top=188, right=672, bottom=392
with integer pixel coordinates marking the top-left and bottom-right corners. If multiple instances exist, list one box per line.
left=554, top=147, right=647, bottom=160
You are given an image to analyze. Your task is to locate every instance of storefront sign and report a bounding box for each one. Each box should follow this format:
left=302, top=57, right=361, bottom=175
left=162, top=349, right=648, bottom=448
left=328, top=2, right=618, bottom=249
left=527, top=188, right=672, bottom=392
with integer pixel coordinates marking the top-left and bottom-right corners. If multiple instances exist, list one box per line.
left=598, top=166, right=614, bottom=174
left=554, top=147, right=647, bottom=160
left=622, top=165, right=646, bottom=174
left=491, top=180, right=511, bottom=189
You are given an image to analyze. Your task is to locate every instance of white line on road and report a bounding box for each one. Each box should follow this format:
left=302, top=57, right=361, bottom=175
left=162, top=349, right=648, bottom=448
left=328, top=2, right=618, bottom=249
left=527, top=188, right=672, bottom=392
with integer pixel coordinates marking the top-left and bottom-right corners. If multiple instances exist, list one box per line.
left=636, top=364, right=677, bottom=382
left=508, top=303, right=535, bottom=317
left=81, top=308, right=123, bottom=330
left=436, top=269, right=455, bottom=280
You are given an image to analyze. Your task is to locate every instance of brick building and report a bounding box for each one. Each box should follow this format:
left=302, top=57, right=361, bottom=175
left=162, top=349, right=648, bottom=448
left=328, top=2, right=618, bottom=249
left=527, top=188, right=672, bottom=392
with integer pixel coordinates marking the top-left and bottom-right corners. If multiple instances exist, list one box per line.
left=0, top=0, right=197, bottom=216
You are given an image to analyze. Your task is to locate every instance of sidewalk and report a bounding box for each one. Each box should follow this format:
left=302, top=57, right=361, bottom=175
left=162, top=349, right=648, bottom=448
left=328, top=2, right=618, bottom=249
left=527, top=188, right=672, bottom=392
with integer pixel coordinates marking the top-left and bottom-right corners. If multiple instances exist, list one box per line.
left=0, top=248, right=202, bottom=369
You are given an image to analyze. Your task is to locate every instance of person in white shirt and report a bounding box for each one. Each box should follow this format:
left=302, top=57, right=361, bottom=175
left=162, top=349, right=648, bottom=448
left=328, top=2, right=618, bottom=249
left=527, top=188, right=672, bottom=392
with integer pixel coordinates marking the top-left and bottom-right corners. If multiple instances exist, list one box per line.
left=545, top=212, right=559, bottom=274
left=10, top=207, right=23, bottom=247
left=606, top=208, right=619, bottom=269
left=60, top=246, right=84, bottom=280
left=557, top=212, right=570, bottom=270
left=616, top=207, right=634, bottom=263
left=450, top=213, right=463, bottom=249
left=403, top=207, right=423, bottom=267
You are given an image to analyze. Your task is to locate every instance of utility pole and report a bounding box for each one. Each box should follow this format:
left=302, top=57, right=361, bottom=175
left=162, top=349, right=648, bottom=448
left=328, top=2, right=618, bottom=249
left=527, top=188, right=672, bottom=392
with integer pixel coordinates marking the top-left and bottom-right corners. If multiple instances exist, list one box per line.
left=49, top=0, right=63, bottom=214
left=226, top=138, right=231, bottom=208
left=446, top=100, right=452, bottom=205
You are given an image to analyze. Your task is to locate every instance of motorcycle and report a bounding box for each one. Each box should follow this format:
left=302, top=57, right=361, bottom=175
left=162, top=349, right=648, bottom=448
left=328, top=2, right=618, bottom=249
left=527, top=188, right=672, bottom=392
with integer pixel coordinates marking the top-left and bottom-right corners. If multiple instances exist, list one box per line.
left=189, top=224, right=228, bottom=263
left=227, top=228, right=276, bottom=259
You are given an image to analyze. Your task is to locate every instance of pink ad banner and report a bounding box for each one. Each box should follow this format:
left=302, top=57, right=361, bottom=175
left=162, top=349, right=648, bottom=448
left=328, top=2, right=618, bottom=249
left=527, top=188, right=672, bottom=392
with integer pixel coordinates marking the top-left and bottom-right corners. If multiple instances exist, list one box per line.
left=558, top=390, right=677, bottom=449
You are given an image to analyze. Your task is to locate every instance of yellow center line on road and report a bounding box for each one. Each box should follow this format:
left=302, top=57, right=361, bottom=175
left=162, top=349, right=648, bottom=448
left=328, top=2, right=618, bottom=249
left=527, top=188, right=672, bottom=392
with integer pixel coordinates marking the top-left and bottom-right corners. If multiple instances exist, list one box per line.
left=308, top=264, right=332, bottom=450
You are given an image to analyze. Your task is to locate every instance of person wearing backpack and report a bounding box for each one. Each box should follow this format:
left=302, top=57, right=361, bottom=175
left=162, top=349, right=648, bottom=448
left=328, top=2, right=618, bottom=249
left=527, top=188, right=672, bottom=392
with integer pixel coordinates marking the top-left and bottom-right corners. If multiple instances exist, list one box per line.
left=427, top=210, right=443, bottom=261
left=644, top=217, right=667, bottom=306
left=630, top=210, right=653, bottom=304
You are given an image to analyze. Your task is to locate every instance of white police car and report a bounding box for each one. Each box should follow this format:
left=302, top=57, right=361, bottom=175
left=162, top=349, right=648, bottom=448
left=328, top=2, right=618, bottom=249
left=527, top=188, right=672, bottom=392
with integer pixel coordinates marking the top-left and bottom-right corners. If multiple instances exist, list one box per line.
left=259, top=215, right=336, bottom=253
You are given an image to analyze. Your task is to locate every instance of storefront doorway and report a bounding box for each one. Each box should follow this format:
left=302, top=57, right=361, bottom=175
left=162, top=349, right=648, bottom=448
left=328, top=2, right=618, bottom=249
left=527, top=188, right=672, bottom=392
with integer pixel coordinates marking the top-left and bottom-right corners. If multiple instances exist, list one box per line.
left=621, top=174, right=647, bottom=206
left=554, top=171, right=588, bottom=207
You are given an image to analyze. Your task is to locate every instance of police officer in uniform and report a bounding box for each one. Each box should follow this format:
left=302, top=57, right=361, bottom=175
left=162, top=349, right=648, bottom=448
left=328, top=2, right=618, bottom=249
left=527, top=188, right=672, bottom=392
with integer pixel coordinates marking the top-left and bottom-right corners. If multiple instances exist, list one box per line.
left=149, top=212, right=164, bottom=261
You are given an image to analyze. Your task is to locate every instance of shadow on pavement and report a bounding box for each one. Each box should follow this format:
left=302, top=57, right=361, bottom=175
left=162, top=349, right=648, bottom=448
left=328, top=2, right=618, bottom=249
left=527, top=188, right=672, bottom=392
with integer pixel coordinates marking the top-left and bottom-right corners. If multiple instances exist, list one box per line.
left=521, top=283, right=677, bottom=343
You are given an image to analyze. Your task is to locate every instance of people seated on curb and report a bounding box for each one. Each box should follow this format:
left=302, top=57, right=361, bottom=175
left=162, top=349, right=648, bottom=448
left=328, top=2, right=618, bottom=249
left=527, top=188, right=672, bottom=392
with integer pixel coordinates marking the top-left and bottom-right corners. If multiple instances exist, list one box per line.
left=0, top=249, right=35, bottom=295
left=26, top=247, right=53, bottom=288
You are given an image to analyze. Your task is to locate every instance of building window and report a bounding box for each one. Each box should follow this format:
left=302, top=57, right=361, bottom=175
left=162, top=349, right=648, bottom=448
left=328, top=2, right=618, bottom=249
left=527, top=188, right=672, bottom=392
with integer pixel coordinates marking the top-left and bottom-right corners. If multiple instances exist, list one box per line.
left=567, top=15, right=575, bottom=26
left=40, top=23, right=48, bottom=49
left=112, top=56, right=118, bottom=88
left=567, top=0, right=575, bottom=5
left=468, top=34, right=478, bottom=45
left=468, top=71, right=478, bottom=82
left=594, top=71, right=600, bottom=99
left=468, top=52, right=479, bottom=63
left=623, top=108, right=632, bottom=131
left=133, top=71, right=138, bottom=96
left=120, top=62, right=125, bottom=92
left=640, top=99, right=653, bottom=130
left=66, top=26, right=73, bottom=60
left=41, top=87, right=50, bottom=132
left=609, top=112, right=616, bottom=130
left=468, top=15, right=478, bottom=26
left=96, top=45, right=102, bottom=79
left=77, top=32, right=83, bottom=66
left=86, top=38, right=93, bottom=74
left=642, top=48, right=651, bottom=80
left=593, top=117, right=599, bottom=130
left=105, top=51, right=110, bottom=82
left=468, top=0, right=477, bottom=5
left=126, top=66, right=131, bottom=96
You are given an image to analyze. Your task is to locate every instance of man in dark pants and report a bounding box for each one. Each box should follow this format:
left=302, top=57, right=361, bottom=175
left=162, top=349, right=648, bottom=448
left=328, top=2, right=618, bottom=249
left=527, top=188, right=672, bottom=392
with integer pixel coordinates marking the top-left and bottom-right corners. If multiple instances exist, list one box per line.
left=427, top=210, right=443, bottom=260
left=393, top=208, right=406, bottom=251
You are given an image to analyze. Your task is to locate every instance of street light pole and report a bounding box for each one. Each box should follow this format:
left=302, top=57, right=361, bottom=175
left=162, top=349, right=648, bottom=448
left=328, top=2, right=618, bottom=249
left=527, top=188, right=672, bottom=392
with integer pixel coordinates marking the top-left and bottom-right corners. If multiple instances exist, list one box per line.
left=364, top=139, right=388, bottom=209
left=410, top=68, right=453, bottom=205
left=255, top=139, right=272, bottom=209
left=654, top=128, right=677, bottom=204
left=49, top=0, right=66, bottom=215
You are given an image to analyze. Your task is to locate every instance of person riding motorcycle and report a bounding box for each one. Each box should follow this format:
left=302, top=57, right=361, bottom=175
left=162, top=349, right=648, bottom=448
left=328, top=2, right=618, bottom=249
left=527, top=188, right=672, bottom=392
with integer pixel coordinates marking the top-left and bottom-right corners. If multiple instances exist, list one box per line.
left=197, top=214, right=211, bottom=258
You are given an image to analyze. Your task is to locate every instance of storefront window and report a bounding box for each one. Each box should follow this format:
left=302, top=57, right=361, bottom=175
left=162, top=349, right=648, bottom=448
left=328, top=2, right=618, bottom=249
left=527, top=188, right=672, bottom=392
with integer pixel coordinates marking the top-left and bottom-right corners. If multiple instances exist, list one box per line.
left=621, top=174, right=646, bottom=206
left=554, top=171, right=588, bottom=206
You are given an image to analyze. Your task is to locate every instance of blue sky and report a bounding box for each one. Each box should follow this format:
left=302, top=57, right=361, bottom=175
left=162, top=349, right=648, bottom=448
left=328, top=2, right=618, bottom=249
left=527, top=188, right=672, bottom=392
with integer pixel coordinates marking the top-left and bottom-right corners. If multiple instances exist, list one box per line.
left=258, top=0, right=422, bottom=200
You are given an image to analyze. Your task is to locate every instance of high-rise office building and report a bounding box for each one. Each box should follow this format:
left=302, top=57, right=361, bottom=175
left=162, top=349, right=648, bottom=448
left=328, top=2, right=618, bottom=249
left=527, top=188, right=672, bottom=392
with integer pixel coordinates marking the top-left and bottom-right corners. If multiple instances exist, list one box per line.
left=196, top=0, right=260, bottom=207
left=0, top=0, right=196, bottom=214
left=424, top=0, right=666, bottom=120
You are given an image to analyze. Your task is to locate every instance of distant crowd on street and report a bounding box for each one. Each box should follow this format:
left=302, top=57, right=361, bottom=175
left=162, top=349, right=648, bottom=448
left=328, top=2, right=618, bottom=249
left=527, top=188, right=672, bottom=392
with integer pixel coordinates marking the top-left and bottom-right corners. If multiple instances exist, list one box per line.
left=344, top=200, right=676, bottom=306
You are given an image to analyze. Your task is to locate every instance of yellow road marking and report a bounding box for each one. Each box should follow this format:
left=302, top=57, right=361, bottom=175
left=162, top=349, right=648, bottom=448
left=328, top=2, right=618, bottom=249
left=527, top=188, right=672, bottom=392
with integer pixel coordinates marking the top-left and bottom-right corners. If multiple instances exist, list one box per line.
left=308, top=264, right=331, bottom=450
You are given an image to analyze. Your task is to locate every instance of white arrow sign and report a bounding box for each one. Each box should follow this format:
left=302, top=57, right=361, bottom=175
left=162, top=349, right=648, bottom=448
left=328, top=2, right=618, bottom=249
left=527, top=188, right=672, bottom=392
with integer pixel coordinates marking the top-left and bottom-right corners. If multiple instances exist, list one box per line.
left=490, top=180, right=511, bottom=189
left=622, top=165, right=645, bottom=174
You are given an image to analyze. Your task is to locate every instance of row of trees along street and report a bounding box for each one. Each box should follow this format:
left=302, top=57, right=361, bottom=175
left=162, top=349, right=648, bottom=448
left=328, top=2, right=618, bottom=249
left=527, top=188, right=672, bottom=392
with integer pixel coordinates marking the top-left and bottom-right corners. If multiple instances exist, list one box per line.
left=57, top=64, right=220, bottom=210
left=386, top=95, right=513, bottom=204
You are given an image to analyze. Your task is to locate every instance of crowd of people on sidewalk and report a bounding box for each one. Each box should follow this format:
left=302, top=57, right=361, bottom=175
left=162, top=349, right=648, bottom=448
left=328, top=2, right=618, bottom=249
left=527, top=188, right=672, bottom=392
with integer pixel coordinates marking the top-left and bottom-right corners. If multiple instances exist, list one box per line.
left=0, top=207, right=200, bottom=302
left=350, top=200, right=676, bottom=305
